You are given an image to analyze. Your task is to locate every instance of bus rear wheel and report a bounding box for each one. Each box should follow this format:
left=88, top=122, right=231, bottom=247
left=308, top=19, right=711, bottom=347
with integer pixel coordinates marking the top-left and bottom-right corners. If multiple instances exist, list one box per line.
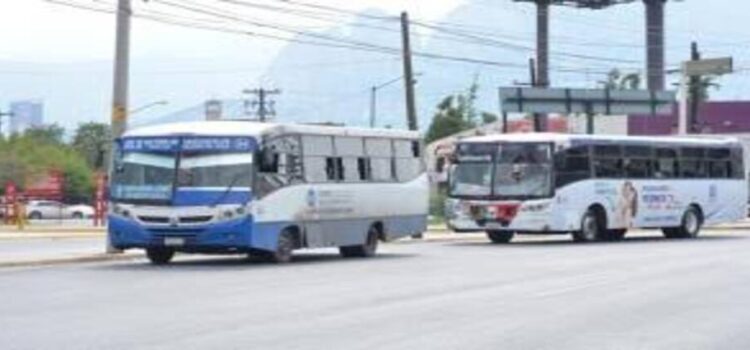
left=664, top=207, right=702, bottom=239
left=146, top=247, right=175, bottom=265
left=486, top=231, right=514, bottom=244
left=340, top=226, right=379, bottom=258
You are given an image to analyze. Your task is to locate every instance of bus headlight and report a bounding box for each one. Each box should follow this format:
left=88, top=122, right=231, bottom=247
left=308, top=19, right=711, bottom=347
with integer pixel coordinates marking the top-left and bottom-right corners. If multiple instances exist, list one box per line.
left=112, top=205, right=131, bottom=218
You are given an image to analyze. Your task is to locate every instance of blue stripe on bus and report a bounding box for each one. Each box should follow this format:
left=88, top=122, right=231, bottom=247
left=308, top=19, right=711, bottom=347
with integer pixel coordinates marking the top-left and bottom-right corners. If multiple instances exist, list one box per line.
left=172, top=189, right=252, bottom=206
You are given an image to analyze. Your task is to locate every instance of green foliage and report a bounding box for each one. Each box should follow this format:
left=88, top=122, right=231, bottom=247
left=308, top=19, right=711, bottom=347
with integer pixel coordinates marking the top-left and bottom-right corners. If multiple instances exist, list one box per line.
left=425, top=79, right=496, bottom=144
left=429, top=188, right=447, bottom=219
left=601, top=69, right=642, bottom=90
left=0, top=128, right=93, bottom=203
left=481, top=112, right=498, bottom=124
left=22, top=124, right=66, bottom=145
left=72, top=122, right=112, bottom=170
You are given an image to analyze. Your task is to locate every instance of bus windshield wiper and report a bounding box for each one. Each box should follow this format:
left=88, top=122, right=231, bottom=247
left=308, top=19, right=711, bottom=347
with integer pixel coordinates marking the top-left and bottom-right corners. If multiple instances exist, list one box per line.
left=209, top=173, right=246, bottom=208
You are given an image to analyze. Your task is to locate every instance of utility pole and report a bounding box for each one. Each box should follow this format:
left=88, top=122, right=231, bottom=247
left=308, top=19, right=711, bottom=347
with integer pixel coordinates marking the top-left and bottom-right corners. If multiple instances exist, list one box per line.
left=688, top=41, right=701, bottom=134
left=244, top=88, right=281, bottom=122
left=400, top=12, right=418, bottom=131
left=529, top=58, right=545, bottom=132
left=107, top=0, right=131, bottom=254
left=535, top=1, right=550, bottom=89
left=644, top=0, right=666, bottom=91
left=111, top=0, right=131, bottom=141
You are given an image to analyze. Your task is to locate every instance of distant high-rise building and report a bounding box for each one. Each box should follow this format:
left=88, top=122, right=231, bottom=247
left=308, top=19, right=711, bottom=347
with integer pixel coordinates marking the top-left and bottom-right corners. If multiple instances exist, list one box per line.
left=9, top=100, right=44, bottom=134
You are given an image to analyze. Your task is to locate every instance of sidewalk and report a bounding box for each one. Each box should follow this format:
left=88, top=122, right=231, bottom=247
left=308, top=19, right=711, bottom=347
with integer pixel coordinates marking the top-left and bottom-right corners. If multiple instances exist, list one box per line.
left=0, top=236, right=142, bottom=268
left=0, top=224, right=105, bottom=240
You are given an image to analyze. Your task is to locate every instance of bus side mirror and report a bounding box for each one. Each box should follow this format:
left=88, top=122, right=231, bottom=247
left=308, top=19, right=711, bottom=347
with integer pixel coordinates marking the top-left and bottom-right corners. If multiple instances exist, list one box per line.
left=259, top=148, right=279, bottom=173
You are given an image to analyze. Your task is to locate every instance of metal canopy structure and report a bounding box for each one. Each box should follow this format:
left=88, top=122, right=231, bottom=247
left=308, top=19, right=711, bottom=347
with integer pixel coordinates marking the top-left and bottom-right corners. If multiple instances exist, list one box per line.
left=498, top=87, right=676, bottom=134
left=514, top=0, right=671, bottom=93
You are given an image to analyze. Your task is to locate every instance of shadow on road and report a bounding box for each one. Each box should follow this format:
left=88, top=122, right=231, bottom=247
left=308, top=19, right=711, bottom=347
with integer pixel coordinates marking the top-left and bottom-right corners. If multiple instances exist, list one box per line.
left=446, top=234, right=746, bottom=248
left=96, top=252, right=417, bottom=271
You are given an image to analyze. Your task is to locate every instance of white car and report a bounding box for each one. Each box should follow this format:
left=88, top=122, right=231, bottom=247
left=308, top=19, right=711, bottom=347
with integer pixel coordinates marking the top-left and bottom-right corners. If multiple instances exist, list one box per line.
left=26, top=200, right=94, bottom=220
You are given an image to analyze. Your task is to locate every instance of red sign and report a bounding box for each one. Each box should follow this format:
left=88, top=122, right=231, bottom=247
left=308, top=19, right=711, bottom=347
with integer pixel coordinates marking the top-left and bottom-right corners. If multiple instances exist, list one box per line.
left=94, top=173, right=108, bottom=226
left=3, top=182, right=17, bottom=224
left=24, top=170, right=63, bottom=200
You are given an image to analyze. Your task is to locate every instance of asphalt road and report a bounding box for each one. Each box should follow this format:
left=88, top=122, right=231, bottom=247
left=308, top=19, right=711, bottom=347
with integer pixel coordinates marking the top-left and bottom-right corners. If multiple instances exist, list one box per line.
left=1, top=230, right=749, bottom=350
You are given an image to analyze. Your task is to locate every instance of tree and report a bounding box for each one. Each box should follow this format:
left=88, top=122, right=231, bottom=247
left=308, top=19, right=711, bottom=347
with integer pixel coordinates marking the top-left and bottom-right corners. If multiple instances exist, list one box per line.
left=600, top=69, right=642, bottom=90
left=72, top=122, right=112, bottom=170
left=425, top=80, right=497, bottom=144
left=22, top=124, right=66, bottom=145
left=481, top=112, right=498, bottom=124
left=693, top=76, right=720, bottom=102
left=425, top=96, right=473, bottom=144
left=0, top=130, right=93, bottom=203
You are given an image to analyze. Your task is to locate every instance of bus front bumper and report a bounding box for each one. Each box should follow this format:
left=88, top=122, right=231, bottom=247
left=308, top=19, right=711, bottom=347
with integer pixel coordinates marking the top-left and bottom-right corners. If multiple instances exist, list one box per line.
left=108, top=214, right=259, bottom=253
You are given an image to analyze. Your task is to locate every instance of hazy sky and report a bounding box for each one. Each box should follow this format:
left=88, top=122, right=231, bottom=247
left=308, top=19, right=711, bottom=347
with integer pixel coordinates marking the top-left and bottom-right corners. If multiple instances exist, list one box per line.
left=2, top=0, right=750, bottom=132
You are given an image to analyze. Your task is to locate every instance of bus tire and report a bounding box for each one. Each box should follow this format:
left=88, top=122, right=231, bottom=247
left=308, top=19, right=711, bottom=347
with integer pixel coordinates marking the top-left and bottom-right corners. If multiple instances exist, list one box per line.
left=271, top=229, right=296, bottom=263
left=677, top=206, right=703, bottom=239
left=573, top=208, right=604, bottom=243
left=486, top=230, right=514, bottom=244
left=340, top=225, right=379, bottom=258
left=605, top=229, right=627, bottom=241
left=146, top=247, right=175, bottom=265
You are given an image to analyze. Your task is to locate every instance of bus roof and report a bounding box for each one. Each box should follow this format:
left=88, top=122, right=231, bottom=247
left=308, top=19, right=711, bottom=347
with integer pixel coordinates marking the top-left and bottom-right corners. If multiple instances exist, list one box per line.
left=122, top=120, right=421, bottom=139
left=459, top=133, right=741, bottom=147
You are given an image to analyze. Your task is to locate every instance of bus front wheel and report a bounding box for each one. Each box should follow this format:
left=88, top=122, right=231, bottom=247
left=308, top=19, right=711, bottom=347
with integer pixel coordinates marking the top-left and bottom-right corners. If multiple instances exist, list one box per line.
left=146, top=247, right=175, bottom=265
left=486, top=231, right=514, bottom=244
left=573, top=209, right=604, bottom=243
left=340, top=226, right=379, bottom=258
left=270, top=229, right=296, bottom=263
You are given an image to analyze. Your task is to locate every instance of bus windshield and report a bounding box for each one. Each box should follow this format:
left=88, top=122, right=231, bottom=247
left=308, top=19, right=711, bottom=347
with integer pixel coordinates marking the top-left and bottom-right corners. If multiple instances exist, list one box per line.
left=450, top=143, right=552, bottom=199
left=111, top=136, right=257, bottom=204
left=494, top=143, right=552, bottom=198
left=111, top=152, right=176, bottom=203
left=177, top=153, right=253, bottom=189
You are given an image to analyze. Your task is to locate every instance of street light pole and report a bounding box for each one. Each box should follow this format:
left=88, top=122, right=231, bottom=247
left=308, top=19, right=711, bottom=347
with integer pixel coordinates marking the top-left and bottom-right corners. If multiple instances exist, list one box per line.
left=369, top=73, right=423, bottom=128
left=129, top=100, right=168, bottom=116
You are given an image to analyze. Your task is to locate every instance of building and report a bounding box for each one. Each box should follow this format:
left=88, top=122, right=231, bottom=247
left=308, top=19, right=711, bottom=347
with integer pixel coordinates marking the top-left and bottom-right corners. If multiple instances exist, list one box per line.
left=9, top=100, right=44, bottom=134
left=629, top=101, right=750, bottom=136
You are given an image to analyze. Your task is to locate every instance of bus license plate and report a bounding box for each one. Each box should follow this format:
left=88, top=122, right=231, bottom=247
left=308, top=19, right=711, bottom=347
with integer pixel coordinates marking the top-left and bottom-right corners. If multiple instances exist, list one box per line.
left=164, top=237, right=185, bottom=247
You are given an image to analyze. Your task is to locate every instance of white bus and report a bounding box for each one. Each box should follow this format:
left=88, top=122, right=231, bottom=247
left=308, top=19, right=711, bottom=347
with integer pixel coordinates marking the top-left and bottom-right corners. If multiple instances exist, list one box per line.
left=446, top=133, right=747, bottom=243
left=108, top=121, right=428, bottom=264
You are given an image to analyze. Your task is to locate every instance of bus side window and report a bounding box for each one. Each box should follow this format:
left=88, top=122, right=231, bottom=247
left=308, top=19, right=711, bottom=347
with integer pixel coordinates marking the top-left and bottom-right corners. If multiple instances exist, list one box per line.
left=654, top=148, right=678, bottom=178
left=680, top=147, right=707, bottom=178
left=708, top=148, right=732, bottom=179
left=624, top=146, right=653, bottom=179
left=554, top=146, right=591, bottom=187
left=731, top=147, right=745, bottom=179
left=593, top=145, right=623, bottom=178
left=365, top=138, right=394, bottom=182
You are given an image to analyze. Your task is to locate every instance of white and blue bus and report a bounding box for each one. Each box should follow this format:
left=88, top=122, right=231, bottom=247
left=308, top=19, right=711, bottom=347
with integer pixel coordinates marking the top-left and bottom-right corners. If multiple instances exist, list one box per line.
left=108, top=121, right=428, bottom=264
left=446, top=133, right=747, bottom=243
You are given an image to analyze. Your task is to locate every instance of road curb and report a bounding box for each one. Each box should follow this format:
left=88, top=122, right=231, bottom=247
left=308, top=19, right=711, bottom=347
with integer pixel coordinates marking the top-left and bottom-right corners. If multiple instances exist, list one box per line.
left=0, top=253, right=144, bottom=269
